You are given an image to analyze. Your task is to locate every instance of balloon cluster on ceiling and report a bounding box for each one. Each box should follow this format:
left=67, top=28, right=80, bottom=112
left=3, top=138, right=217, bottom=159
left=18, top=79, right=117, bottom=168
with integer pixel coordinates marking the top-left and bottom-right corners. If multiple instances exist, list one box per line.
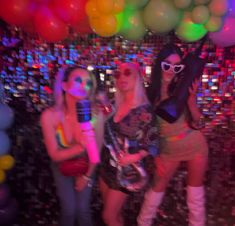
left=0, top=0, right=235, bottom=47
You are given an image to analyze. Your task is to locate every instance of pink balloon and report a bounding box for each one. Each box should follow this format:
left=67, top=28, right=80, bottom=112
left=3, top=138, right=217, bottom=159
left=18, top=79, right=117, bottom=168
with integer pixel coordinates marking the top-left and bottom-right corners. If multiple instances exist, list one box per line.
left=209, top=16, right=235, bottom=47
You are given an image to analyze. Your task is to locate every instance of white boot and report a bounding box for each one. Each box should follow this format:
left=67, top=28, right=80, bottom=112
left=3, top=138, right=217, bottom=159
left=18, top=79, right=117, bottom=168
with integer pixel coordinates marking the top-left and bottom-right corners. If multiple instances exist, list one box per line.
left=187, top=186, right=206, bottom=226
left=137, top=189, right=164, bottom=226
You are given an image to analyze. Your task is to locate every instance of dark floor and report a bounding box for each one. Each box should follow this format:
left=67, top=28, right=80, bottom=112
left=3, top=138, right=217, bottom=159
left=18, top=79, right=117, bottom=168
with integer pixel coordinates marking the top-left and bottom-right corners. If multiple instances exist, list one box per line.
left=5, top=112, right=235, bottom=226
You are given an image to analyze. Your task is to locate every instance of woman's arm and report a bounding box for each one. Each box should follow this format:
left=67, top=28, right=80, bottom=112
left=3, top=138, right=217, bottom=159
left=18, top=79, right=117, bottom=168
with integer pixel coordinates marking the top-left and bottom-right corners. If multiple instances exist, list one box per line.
left=187, top=80, right=205, bottom=129
left=40, top=109, right=85, bottom=162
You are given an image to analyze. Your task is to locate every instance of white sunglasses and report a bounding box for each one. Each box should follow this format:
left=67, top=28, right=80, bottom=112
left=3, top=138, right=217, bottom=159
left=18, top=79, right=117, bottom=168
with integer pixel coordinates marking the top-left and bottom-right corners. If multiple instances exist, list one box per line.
left=161, top=61, right=185, bottom=74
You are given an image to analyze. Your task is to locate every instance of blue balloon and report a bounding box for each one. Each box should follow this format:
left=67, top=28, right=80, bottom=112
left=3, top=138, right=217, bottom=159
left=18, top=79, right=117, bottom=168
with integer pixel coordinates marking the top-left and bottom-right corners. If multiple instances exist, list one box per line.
left=0, top=104, right=14, bottom=130
left=0, top=131, right=11, bottom=155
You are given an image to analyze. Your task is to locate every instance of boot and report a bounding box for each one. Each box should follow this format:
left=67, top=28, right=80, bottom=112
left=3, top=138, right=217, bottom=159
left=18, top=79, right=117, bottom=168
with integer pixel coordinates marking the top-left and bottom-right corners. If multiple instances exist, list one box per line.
left=137, top=189, right=164, bottom=226
left=187, top=186, right=206, bottom=226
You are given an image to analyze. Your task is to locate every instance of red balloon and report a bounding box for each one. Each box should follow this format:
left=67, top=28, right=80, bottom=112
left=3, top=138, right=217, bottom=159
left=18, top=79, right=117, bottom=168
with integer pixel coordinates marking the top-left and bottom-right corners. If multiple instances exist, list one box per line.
left=34, top=6, right=69, bottom=42
left=72, top=16, right=93, bottom=35
left=0, top=0, right=36, bottom=26
left=51, top=0, right=87, bottom=25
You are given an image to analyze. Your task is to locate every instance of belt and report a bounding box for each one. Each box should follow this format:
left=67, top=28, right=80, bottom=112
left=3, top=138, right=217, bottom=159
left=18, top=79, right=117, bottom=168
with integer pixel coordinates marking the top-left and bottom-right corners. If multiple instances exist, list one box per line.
left=161, top=129, right=193, bottom=142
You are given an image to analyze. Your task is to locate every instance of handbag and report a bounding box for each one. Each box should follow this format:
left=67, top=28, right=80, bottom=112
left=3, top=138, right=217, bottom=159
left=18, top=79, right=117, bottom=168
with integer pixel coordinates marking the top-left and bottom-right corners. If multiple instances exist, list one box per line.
left=58, top=156, right=88, bottom=177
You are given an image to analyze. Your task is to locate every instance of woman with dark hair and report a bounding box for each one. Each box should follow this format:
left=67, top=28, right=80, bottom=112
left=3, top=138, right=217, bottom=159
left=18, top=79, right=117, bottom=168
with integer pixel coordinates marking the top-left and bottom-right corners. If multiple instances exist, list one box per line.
left=138, top=44, right=208, bottom=226
left=40, top=66, right=104, bottom=226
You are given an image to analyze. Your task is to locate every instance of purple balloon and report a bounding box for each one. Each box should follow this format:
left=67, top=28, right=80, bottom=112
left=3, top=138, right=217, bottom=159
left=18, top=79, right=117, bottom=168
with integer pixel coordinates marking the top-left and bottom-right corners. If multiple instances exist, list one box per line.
left=0, top=184, right=10, bottom=208
left=0, top=198, right=18, bottom=225
left=209, top=16, right=235, bottom=47
left=228, top=0, right=235, bottom=17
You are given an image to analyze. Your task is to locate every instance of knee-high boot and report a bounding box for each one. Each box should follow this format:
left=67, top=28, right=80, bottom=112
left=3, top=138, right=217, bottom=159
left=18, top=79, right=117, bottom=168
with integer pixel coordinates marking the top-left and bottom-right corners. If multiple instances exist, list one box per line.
left=187, top=186, right=206, bottom=226
left=137, top=189, right=164, bottom=226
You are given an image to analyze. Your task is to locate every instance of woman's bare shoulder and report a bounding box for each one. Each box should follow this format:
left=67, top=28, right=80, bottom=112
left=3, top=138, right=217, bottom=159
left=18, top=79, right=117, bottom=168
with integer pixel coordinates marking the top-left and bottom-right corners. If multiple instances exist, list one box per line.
left=40, top=107, right=62, bottom=123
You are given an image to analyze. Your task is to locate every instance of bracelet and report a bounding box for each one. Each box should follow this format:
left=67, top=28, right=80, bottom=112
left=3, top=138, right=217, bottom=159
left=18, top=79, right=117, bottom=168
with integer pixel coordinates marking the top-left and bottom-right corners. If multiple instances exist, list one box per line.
left=82, top=174, right=92, bottom=187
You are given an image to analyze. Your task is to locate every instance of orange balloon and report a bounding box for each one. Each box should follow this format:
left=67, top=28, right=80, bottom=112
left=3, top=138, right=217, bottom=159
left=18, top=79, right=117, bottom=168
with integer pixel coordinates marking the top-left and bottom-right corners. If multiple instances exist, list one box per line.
left=86, top=0, right=99, bottom=17
left=113, top=0, right=125, bottom=13
left=90, top=14, right=117, bottom=37
left=96, top=0, right=114, bottom=14
left=0, top=170, right=6, bottom=183
left=0, top=155, right=15, bottom=170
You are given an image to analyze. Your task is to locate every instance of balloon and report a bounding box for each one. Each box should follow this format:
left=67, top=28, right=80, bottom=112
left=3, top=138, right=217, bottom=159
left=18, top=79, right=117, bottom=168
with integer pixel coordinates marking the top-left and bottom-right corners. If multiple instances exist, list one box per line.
left=0, top=170, right=6, bottom=184
left=34, top=6, right=69, bottom=42
left=0, top=155, right=15, bottom=171
left=119, top=9, right=147, bottom=41
left=0, top=131, right=11, bottom=155
left=125, top=0, right=149, bottom=9
left=72, top=16, right=93, bottom=34
left=174, top=0, right=192, bottom=9
left=113, top=0, right=125, bottom=13
left=0, top=0, right=36, bottom=26
left=191, top=5, right=210, bottom=24
left=86, top=0, right=99, bottom=17
left=228, top=0, right=235, bottom=17
left=175, top=12, right=207, bottom=42
left=51, top=0, right=87, bottom=25
left=0, top=184, right=10, bottom=208
left=204, top=15, right=222, bottom=32
left=90, top=14, right=118, bottom=37
left=143, top=0, right=182, bottom=34
left=194, top=0, right=210, bottom=4
left=209, top=16, right=235, bottom=47
left=209, top=0, right=228, bottom=16
left=0, top=104, right=14, bottom=130
left=0, top=198, right=18, bottom=225
left=96, top=0, right=114, bottom=14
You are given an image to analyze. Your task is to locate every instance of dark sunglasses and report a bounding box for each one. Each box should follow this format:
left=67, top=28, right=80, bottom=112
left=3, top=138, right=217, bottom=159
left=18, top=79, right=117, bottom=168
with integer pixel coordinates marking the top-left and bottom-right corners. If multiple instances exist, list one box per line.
left=161, top=61, right=185, bottom=74
left=114, top=68, right=132, bottom=79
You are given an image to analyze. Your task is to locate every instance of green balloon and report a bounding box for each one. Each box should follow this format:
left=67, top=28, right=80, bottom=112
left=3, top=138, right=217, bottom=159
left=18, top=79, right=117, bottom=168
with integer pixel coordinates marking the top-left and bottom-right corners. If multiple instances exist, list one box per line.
left=175, top=12, right=208, bottom=42
left=204, top=15, right=222, bottom=32
left=119, top=9, right=147, bottom=41
left=143, top=0, right=182, bottom=34
left=174, top=0, right=192, bottom=9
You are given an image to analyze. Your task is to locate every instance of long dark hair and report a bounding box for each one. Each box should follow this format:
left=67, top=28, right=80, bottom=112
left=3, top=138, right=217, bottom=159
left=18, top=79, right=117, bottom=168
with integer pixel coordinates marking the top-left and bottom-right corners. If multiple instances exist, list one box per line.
left=147, top=44, right=184, bottom=104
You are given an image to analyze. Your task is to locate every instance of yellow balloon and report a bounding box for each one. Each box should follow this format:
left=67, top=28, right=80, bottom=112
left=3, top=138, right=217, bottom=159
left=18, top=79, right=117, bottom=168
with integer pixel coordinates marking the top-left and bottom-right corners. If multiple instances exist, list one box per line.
left=209, top=0, right=228, bottom=16
left=204, top=15, right=222, bottom=32
left=86, top=0, right=99, bottom=17
left=0, top=155, right=15, bottom=170
left=96, top=0, right=114, bottom=14
left=0, top=169, right=6, bottom=183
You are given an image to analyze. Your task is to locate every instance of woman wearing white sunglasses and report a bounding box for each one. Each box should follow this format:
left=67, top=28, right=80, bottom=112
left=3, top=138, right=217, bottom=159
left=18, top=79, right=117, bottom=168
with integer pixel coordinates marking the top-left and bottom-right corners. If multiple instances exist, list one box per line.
left=138, top=44, right=208, bottom=226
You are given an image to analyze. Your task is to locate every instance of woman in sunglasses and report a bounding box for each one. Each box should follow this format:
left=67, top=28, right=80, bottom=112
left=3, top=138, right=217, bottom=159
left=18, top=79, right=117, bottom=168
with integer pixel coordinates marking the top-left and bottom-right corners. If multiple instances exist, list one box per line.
left=138, top=44, right=208, bottom=226
left=40, top=66, right=104, bottom=226
left=99, top=62, right=158, bottom=226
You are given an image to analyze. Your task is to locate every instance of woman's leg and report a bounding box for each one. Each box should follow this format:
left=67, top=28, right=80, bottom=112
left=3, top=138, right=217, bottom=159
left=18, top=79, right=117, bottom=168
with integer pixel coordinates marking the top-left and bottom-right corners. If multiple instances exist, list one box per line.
left=76, top=181, right=94, bottom=226
left=51, top=164, right=76, bottom=226
left=137, top=157, right=180, bottom=226
left=186, top=154, right=208, bottom=226
left=100, top=179, right=128, bottom=226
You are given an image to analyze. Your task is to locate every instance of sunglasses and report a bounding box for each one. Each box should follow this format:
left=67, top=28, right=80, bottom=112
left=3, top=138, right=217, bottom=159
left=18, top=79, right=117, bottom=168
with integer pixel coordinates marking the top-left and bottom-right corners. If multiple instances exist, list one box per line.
left=161, top=61, right=185, bottom=74
left=114, top=68, right=132, bottom=79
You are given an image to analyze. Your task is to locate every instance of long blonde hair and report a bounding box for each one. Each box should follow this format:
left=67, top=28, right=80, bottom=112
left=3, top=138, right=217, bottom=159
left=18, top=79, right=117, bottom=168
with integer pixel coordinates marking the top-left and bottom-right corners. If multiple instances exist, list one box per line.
left=114, top=62, right=149, bottom=109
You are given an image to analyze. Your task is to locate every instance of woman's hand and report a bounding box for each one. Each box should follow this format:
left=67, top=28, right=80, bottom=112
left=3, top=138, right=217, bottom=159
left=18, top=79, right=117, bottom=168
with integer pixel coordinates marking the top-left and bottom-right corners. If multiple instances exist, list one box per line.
left=187, top=79, right=200, bottom=107
left=117, top=152, right=143, bottom=166
left=75, top=175, right=91, bottom=191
